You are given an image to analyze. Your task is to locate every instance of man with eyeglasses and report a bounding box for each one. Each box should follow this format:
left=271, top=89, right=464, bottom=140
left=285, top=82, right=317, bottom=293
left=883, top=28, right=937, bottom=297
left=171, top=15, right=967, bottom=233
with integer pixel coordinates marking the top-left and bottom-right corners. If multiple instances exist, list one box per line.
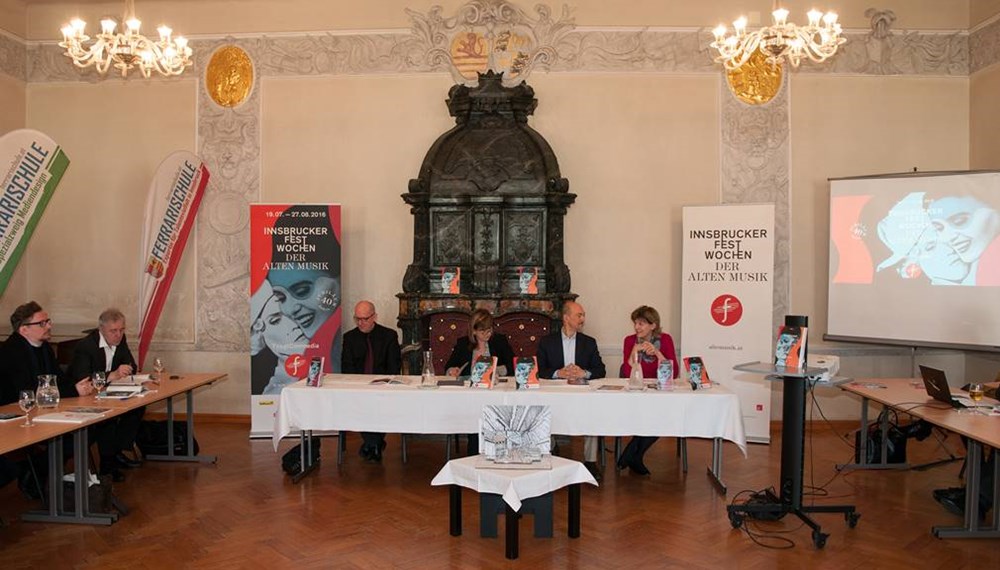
left=341, top=300, right=401, bottom=461
left=0, top=301, right=93, bottom=406
left=67, top=308, right=145, bottom=482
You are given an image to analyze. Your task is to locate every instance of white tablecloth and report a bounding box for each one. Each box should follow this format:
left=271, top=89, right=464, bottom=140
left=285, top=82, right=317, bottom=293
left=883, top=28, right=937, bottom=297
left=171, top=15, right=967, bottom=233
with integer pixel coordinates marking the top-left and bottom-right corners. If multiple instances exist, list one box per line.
left=272, top=375, right=747, bottom=455
left=430, top=455, right=598, bottom=511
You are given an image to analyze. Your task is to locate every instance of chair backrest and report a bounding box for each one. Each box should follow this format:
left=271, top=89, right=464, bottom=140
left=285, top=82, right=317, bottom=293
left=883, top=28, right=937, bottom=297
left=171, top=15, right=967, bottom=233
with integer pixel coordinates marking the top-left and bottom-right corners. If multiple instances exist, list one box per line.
left=494, top=312, right=550, bottom=359
left=423, top=311, right=471, bottom=376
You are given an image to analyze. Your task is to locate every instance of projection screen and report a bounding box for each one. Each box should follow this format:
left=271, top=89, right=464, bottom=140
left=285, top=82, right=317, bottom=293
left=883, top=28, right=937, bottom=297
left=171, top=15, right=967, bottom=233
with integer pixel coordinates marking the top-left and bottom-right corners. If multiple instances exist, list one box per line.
left=827, top=171, right=1000, bottom=351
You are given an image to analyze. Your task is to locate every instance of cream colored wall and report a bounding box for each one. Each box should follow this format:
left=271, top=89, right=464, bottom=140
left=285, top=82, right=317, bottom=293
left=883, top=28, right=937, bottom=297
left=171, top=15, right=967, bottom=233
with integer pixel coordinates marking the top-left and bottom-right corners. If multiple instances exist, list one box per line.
left=0, top=72, right=27, bottom=320
left=261, top=74, right=455, bottom=315
left=0, top=0, right=25, bottom=37
left=22, top=0, right=969, bottom=40
left=24, top=80, right=197, bottom=335
left=971, top=0, right=1000, bottom=25
left=789, top=75, right=969, bottom=417
left=970, top=65, right=1000, bottom=169
left=528, top=74, right=719, bottom=353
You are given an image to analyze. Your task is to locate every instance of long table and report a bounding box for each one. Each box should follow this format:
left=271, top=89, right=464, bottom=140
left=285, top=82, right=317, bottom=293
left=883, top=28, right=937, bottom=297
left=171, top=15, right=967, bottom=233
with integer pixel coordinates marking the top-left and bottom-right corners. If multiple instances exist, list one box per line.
left=841, top=378, right=1000, bottom=539
left=0, top=372, right=226, bottom=525
left=273, top=375, right=747, bottom=492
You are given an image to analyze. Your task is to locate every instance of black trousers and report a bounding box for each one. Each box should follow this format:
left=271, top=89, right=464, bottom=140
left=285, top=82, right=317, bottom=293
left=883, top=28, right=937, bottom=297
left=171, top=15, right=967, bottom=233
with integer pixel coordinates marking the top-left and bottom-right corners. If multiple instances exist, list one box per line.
left=360, top=432, right=385, bottom=451
left=94, top=408, right=145, bottom=465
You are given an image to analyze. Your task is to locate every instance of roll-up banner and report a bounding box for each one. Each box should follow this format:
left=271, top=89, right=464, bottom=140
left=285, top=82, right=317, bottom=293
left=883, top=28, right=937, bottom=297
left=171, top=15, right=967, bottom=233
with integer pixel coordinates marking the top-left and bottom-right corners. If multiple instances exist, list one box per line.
left=137, top=152, right=210, bottom=369
left=0, top=129, right=70, bottom=296
left=250, top=204, right=342, bottom=437
left=681, top=204, right=775, bottom=443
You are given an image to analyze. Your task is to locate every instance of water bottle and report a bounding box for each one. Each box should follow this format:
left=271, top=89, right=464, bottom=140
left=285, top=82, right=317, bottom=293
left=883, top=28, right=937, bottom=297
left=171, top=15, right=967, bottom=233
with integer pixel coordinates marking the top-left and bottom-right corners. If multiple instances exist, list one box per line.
left=421, top=350, right=436, bottom=386
left=628, top=351, right=644, bottom=391
left=36, top=374, right=60, bottom=408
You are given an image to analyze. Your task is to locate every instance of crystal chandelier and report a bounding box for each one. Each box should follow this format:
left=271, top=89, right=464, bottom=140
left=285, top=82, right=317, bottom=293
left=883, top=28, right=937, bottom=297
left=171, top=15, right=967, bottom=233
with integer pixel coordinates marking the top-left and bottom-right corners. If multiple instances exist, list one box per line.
left=710, top=6, right=845, bottom=70
left=58, top=0, right=192, bottom=78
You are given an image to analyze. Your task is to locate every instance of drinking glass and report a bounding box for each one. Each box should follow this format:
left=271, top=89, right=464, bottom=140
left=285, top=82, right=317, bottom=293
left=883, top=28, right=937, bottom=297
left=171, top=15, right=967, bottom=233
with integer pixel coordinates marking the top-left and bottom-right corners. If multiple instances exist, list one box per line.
left=91, top=371, right=108, bottom=394
left=969, top=383, right=984, bottom=402
left=153, top=357, right=165, bottom=380
left=18, top=390, right=36, bottom=427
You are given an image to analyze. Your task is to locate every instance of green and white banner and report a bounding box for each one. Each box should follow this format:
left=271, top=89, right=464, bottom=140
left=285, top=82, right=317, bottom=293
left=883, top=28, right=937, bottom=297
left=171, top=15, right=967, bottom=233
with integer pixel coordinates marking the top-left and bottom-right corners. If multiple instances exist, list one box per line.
left=0, top=129, right=70, bottom=296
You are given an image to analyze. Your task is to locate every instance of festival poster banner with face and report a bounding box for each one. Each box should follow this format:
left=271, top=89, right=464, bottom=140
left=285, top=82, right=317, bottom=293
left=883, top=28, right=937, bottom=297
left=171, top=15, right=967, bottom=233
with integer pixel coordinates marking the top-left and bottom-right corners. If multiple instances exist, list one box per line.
left=681, top=204, right=775, bottom=443
left=250, top=204, right=342, bottom=436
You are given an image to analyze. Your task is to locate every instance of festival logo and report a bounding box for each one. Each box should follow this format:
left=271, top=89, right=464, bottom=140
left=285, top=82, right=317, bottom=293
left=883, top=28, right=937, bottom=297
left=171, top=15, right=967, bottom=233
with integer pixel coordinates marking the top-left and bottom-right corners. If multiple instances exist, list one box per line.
left=710, top=294, right=743, bottom=326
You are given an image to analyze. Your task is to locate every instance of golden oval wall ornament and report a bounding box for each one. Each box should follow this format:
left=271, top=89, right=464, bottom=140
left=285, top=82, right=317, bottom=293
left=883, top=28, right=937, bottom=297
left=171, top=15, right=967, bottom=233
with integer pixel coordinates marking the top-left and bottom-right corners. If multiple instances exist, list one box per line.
left=725, top=49, right=783, bottom=106
left=206, top=45, right=254, bottom=108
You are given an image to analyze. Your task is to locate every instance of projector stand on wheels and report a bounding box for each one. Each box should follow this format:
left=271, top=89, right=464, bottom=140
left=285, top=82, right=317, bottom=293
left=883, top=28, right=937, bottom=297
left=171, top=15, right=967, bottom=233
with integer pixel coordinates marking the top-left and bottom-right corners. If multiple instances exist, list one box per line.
left=728, top=362, right=860, bottom=549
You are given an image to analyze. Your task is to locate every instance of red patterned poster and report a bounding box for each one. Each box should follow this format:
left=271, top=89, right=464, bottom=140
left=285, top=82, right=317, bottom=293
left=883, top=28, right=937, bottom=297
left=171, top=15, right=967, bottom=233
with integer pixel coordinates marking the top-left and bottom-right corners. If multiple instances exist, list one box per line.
left=249, top=204, right=341, bottom=435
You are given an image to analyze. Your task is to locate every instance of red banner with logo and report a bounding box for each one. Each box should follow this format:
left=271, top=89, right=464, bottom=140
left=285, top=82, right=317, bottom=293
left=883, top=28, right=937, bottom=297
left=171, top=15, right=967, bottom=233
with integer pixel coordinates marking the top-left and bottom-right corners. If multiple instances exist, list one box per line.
left=136, top=152, right=210, bottom=368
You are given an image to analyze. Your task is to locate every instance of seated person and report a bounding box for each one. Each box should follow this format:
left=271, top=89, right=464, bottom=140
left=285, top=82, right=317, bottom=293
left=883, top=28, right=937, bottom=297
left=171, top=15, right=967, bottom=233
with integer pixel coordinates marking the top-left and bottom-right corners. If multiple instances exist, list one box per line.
left=617, top=305, right=679, bottom=476
left=68, top=308, right=145, bottom=482
left=536, top=301, right=606, bottom=478
left=0, top=301, right=91, bottom=405
left=0, top=302, right=95, bottom=493
left=445, top=309, right=514, bottom=455
left=341, top=301, right=401, bottom=462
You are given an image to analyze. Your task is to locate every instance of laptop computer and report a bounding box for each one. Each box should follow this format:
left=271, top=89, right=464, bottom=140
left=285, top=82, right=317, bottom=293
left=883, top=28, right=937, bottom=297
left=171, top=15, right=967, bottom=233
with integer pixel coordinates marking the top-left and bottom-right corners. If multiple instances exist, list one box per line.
left=918, top=365, right=969, bottom=409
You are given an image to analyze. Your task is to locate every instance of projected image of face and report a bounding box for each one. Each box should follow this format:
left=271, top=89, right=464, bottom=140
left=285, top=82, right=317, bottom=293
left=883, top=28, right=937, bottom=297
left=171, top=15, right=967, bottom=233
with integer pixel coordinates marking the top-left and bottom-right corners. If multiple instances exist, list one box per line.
left=912, top=229, right=971, bottom=285
left=927, top=196, right=1000, bottom=265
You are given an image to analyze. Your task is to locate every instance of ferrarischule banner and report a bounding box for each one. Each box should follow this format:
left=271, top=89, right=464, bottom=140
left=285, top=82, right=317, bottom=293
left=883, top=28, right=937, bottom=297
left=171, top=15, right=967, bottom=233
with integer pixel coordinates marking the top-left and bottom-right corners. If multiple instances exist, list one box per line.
left=137, top=151, right=210, bottom=368
left=0, top=129, right=70, bottom=296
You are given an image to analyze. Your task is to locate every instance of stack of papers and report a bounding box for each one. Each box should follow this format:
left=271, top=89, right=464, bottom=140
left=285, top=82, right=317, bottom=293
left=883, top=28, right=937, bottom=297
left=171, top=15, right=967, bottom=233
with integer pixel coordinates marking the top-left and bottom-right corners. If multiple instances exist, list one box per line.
left=35, top=410, right=107, bottom=423
left=99, top=385, right=144, bottom=399
left=110, top=374, right=152, bottom=386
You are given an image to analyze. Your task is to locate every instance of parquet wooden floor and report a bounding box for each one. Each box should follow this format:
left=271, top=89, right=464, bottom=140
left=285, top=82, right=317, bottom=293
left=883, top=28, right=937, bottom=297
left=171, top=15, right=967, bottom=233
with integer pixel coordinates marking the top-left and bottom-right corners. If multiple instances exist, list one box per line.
left=1, top=419, right=998, bottom=569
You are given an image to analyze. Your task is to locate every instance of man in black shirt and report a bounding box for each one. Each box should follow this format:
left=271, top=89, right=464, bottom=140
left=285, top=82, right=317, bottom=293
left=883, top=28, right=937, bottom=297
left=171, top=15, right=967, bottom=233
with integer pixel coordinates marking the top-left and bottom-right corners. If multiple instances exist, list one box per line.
left=0, top=301, right=91, bottom=405
left=341, top=301, right=400, bottom=461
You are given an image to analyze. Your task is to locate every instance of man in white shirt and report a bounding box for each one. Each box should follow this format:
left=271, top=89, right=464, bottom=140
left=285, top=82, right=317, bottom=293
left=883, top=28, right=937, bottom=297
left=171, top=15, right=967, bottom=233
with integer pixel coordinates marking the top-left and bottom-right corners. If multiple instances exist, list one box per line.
left=536, top=301, right=606, bottom=478
left=69, top=308, right=144, bottom=481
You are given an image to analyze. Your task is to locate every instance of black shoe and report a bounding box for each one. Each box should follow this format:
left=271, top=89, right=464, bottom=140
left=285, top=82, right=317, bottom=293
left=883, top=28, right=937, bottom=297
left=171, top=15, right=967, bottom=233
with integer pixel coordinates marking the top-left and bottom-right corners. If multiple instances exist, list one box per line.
left=935, top=489, right=991, bottom=521
left=115, top=452, right=141, bottom=469
left=616, top=455, right=628, bottom=471
left=17, top=470, right=42, bottom=501
left=359, top=444, right=374, bottom=461
left=933, top=487, right=964, bottom=501
left=584, top=461, right=602, bottom=481
left=372, top=441, right=386, bottom=462
left=628, top=457, right=651, bottom=476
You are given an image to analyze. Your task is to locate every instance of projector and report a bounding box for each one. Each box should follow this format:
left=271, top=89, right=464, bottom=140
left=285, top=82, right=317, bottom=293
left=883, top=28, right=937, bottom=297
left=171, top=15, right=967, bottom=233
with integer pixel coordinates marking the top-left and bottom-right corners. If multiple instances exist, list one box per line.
left=806, top=354, right=840, bottom=384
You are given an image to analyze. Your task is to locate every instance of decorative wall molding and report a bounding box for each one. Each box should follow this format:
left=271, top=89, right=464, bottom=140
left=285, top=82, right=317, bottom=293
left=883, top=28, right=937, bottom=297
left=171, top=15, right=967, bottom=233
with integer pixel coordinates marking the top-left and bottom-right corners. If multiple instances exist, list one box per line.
left=719, top=74, right=790, bottom=329
left=17, top=27, right=974, bottom=84
left=971, top=14, right=1000, bottom=73
left=194, top=39, right=261, bottom=351
left=0, top=31, right=25, bottom=81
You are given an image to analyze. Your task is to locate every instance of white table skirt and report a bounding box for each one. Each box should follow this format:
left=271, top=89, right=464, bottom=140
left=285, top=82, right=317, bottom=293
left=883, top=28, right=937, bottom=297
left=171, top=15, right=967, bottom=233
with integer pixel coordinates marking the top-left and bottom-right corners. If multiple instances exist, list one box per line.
left=431, top=455, right=598, bottom=511
left=272, top=375, right=747, bottom=456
